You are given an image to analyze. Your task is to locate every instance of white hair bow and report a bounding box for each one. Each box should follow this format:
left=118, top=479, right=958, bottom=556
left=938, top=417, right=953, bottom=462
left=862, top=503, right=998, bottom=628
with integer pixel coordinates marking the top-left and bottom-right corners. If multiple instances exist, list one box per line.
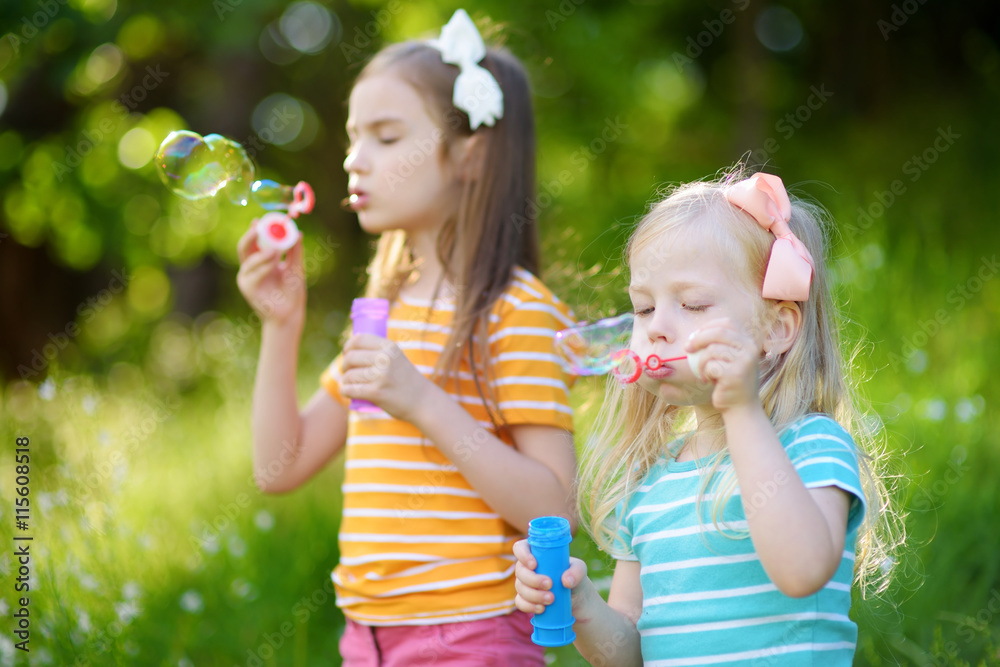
left=429, top=9, right=504, bottom=130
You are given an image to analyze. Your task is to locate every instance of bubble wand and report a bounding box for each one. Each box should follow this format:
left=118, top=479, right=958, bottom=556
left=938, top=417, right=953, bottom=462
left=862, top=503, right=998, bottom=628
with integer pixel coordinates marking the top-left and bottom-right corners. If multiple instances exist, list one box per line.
left=554, top=313, right=706, bottom=383
left=154, top=130, right=315, bottom=251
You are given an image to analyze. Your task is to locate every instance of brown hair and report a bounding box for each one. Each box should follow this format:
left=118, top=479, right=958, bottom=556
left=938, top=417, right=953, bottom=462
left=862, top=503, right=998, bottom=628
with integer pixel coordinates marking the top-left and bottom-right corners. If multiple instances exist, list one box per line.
left=353, top=35, right=539, bottom=428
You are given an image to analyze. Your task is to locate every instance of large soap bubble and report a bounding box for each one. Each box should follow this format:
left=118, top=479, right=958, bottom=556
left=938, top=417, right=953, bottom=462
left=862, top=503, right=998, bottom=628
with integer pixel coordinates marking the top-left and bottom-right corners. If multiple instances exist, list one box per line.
left=155, top=130, right=254, bottom=204
left=154, top=129, right=315, bottom=251
left=154, top=130, right=311, bottom=211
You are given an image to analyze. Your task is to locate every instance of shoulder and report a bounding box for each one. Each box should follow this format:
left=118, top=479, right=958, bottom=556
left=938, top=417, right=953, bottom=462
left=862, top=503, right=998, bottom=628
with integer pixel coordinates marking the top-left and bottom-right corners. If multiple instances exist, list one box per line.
left=779, top=413, right=860, bottom=467
left=780, top=413, right=854, bottom=447
left=490, top=267, right=576, bottom=330
left=623, top=457, right=672, bottom=508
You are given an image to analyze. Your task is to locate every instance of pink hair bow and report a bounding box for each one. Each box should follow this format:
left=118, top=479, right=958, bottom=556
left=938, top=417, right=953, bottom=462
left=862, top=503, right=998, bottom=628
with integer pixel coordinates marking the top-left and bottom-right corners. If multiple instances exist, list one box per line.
left=725, top=173, right=814, bottom=301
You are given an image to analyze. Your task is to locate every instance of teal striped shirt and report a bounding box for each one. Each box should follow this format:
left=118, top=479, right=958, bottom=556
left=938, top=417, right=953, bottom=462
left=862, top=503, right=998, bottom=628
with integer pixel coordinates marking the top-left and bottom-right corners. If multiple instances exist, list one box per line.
left=613, top=414, right=866, bottom=666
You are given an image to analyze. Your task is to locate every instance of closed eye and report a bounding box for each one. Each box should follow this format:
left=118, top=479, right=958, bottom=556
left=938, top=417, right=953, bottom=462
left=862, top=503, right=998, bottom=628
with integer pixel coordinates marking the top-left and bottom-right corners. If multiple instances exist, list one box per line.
left=634, top=307, right=653, bottom=317
left=682, top=303, right=708, bottom=312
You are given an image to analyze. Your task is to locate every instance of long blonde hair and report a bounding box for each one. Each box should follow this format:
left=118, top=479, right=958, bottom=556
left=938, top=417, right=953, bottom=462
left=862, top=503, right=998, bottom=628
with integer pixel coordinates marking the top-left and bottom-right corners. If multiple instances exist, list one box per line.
left=351, top=33, right=539, bottom=428
left=578, top=168, right=903, bottom=597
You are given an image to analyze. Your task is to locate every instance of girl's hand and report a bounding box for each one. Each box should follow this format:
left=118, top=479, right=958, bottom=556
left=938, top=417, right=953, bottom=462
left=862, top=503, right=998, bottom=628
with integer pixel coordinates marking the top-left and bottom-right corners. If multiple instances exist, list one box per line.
left=512, top=539, right=589, bottom=615
left=340, top=334, right=436, bottom=422
left=685, top=317, right=762, bottom=413
left=236, top=221, right=306, bottom=328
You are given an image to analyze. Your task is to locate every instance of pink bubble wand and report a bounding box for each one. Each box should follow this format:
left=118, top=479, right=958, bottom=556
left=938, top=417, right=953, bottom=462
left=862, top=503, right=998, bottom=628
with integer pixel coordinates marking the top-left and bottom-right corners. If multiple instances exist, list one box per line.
left=554, top=313, right=707, bottom=384
left=610, top=351, right=689, bottom=384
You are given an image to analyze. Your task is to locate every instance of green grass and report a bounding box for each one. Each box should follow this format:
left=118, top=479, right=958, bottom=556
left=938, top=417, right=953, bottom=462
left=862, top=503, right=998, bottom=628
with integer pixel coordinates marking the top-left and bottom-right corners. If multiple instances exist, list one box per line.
left=1, top=308, right=998, bottom=666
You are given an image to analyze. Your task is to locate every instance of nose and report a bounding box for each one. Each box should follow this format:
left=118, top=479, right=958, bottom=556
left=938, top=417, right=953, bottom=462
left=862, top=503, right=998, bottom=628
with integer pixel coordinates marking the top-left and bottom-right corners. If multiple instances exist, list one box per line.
left=343, top=140, right=369, bottom=175
left=645, top=308, right=676, bottom=345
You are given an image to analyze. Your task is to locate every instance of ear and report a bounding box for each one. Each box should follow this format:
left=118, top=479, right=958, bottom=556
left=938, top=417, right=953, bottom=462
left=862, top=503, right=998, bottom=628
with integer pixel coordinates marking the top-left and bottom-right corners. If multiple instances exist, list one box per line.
left=764, top=300, right=802, bottom=356
left=449, top=132, right=484, bottom=181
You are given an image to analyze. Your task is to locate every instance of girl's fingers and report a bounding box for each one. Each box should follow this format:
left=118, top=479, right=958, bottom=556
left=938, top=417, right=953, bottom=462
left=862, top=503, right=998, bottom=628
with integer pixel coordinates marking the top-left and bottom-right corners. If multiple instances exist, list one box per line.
left=239, top=245, right=279, bottom=276
left=237, top=221, right=261, bottom=263
left=512, top=539, right=537, bottom=569
left=340, top=368, right=381, bottom=390
left=238, top=251, right=280, bottom=290
left=343, top=333, right=392, bottom=354
left=686, top=323, right=746, bottom=353
left=340, top=349, right=384, bottom=373
left=514, top=572, right=553, bottom=613
left=283, top=235, right=304, bottom=268
left=562, top=558, right=589, bottom=589
left=514, top=559, right=551, bottom=592
left=513, top=595, right=540, bottom=615
left=697, top=342, right=739, bottom=379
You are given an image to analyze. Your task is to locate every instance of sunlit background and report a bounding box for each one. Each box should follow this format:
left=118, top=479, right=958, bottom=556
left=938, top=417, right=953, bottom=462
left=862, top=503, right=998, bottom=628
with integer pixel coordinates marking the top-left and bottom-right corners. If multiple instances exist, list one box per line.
left=1, top=1, right=998, bottom=665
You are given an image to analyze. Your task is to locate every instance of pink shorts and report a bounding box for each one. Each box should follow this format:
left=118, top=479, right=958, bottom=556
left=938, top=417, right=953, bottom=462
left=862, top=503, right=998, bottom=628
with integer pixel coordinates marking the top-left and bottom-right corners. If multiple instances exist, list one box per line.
left=339, top=611, right=545, bottom=666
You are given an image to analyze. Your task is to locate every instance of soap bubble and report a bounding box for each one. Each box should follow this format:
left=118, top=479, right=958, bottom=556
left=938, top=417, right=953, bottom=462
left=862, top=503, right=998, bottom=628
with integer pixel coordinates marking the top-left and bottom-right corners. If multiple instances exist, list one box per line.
left=556, top=313, right=695, bottom=384
left=155, top=130, right=309, bottom=215
left=250, top=179, right=295, bottom=210
left=155, top=130, right=257, bottom=205
left=204, top=134, right=254, bottom=206
left=555, top=313, right=635, bottom=375
left=156, top=130, right=223, bottom=200
left=154, top=130, right=255, bottom=203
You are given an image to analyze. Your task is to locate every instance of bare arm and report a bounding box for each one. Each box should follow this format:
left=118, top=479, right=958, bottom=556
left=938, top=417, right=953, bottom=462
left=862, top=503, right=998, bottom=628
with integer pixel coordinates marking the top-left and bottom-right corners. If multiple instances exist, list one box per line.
left=250, top=320, right=348, bottom=493
left=688, top=317, right=852, bottom=597
left=572, top=560, right=644, bottom=666
left=339, top=335, right=577, bottom=533
left=723, top=404, right=850, bottom=597
left=236, top=225, right=348, bottom=494
left=411, top=389, right=578, bottom=533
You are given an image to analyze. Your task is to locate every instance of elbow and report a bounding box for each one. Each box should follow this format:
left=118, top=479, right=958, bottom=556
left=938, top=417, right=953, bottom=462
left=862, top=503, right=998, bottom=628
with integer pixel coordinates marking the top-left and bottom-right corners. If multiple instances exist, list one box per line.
left=770, top=562, right=839, bottom=598
left=252, top=467, right=297, bottom=495
left=253, top=473, right=282, bottom=495
left=774, top=576, right=826, bottom=599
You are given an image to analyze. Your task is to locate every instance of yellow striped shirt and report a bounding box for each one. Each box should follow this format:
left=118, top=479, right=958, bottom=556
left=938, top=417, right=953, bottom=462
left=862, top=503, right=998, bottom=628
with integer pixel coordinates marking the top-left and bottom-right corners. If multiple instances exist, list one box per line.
left=320, top=268, right=576, bottom=625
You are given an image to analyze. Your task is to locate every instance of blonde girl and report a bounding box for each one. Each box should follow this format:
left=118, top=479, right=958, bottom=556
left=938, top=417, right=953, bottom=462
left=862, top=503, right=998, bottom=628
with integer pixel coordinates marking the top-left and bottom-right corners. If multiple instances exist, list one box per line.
left=513, top=169, right=900, bottom=666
